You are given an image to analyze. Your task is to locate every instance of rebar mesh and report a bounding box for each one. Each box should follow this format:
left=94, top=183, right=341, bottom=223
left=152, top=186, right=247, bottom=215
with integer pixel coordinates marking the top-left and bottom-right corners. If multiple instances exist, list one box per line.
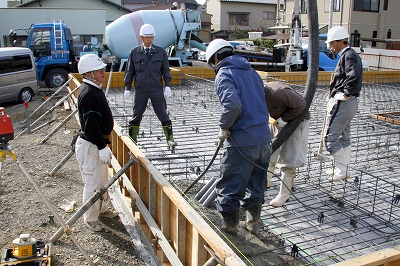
left=106, top=74, right=400, bottom=265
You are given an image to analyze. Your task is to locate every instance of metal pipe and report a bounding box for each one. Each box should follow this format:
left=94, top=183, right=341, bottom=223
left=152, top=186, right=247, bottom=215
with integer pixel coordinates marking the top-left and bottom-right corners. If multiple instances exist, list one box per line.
left=15, top=157, right=95, bottom=265
left=40, top=108, right=78, bottom=144
left=50, top=156, right=135, bottom=243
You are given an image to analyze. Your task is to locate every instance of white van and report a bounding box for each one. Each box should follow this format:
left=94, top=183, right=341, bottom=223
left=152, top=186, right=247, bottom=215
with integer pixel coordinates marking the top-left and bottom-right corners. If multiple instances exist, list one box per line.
left=0, top=47, right=39, bottom=103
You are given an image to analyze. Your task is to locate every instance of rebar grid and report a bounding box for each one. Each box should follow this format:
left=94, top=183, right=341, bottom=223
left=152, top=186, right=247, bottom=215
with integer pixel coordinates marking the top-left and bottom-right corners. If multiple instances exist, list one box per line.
left=106, top=75, right=400, bottom=265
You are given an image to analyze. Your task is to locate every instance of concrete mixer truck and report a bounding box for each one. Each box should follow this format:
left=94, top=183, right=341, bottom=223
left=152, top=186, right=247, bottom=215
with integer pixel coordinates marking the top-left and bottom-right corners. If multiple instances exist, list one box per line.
left=22, top=4, right=206, bottom=88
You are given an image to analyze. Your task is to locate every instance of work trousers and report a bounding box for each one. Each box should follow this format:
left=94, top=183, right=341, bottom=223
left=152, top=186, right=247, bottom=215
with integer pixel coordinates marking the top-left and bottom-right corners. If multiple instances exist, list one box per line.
left=215, top=143, right=271, bottom=214
left=129, top=90, right=171, bottom=126
left=324, top=96, right=358, bottom=154
left=75, top=137, right=109, bottom=222
left=269, top=119, right=309, bottom=168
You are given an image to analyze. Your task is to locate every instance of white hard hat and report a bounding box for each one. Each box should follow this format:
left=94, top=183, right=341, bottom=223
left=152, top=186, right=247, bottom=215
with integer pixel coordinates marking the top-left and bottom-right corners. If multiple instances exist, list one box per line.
left=205, top=39, right=233, bottom=65
left=326, top=26, right=349, bottom=43
left=140, top=24, right=156, bottom=37
left=78, top=54, right=107, bottom=74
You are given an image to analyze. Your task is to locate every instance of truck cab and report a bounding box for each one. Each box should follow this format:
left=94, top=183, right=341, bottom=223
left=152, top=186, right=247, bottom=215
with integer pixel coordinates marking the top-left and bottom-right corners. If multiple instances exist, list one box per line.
left=26, top=20, right=77, bottom=88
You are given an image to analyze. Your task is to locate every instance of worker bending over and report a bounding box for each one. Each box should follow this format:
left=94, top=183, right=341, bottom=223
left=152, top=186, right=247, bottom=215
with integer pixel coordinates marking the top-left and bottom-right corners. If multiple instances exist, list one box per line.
left=264, top=82, right=310, bottom=207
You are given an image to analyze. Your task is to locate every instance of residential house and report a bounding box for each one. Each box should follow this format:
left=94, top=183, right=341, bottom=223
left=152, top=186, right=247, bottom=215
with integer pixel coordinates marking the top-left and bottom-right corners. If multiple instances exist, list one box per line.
left=283, top=0, right=399, bottom=49
left=205, top=0, right=282, bottom=40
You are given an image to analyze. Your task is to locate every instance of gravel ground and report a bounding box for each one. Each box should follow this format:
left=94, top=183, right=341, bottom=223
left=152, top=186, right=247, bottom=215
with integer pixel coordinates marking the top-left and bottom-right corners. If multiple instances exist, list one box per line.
left=0, top=95, right=149, bottom=266
left=0, top=93, right=305, bottom=266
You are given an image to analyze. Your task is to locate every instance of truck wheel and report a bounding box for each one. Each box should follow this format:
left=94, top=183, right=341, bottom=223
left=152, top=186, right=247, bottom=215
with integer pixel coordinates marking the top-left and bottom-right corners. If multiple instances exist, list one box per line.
left=45, top=68, right=69, bottom=88
left=18, top=88, right=33, bottom=103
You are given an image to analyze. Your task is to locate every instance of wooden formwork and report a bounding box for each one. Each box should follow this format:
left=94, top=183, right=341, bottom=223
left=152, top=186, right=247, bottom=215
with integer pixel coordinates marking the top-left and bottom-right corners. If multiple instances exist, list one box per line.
left=67, top=75, right=245, bottom=266
left=67, top=69, right=400, bottom=265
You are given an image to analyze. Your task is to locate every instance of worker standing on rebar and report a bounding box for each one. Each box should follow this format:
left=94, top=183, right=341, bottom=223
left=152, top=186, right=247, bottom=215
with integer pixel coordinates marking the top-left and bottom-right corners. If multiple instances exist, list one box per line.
left=75, top=54, right=118, bottom=232
left=324, top=26, right=363, bottom=182
left=264, top=82, right=310, bottom=207
left=124, top=23, right=177, bottom=148
left=205, top=39, right=271, bottom=236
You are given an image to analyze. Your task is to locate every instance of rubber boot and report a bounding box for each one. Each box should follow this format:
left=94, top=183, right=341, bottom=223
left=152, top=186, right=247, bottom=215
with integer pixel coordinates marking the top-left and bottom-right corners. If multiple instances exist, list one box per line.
left=162, top=124, right=177, bottom=147
left=326, top=146, right=351, bottom=176
left=221, top=209, right=240, bottom=235
left=269, top=167, right=296, bottom=207
left=327, top=148, right=350, bottom=182
left=243, top=203, right=262, bottom=235
left=128, top=126, right=140, bottom=143
left=266, top=163, right=275, bottom=189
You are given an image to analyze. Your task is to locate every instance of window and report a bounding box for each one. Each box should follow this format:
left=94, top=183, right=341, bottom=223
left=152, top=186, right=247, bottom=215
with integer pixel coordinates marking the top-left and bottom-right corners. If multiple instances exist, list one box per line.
left=262, top=11, right=275, bottom=20
left=324, top=0, right=340, bottom=12
left=353, top=0, right=379, bottom=12
left=0, top=57, right=13, bottom=74
left=228, top=13, right=249, bottom=26
left=13, top=54, right=33, bottom=72
left=301, top=0, right=307, bottom=13
left=383, top=0, right=388, bottom=10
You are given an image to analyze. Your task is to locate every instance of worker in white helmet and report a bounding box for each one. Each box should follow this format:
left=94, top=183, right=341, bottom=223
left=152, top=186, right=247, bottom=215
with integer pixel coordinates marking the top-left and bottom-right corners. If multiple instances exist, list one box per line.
left=206, top=39, right=272, bottom=236
left=264, top=82, right=310, bottom=207
left=324, top=26, right=363, bottom=182
left=76, top=54, right=118, bottom=232
left=124, top=23, right=176, bottom=147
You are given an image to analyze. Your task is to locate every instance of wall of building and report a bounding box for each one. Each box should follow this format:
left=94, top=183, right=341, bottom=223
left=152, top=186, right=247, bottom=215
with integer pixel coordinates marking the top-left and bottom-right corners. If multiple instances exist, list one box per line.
left=0, top=8, right=107, bottom=47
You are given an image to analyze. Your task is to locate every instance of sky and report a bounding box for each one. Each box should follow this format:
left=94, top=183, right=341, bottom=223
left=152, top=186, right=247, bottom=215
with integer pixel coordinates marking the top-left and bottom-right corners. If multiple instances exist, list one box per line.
left=0, top=0, right=206, bottom=8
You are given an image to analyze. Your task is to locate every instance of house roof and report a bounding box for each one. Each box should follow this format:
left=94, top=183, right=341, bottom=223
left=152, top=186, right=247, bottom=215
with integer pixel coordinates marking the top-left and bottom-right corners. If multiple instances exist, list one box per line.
left=16, top=0, right=133, bottom=12
left=220, top=0, right=281, bottom=4
left=122, top=0, right=199, bottom=5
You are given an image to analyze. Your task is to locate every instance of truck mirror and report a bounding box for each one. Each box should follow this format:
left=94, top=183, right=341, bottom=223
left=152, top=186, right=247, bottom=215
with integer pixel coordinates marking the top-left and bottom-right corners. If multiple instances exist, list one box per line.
left=9, top=29, right=17, bottom=47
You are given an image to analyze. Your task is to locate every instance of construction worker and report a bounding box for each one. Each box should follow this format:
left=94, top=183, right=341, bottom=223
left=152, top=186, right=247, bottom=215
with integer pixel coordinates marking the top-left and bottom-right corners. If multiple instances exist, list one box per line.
left=206, top=39, right=271, bottom=235
left=324, top=26, right=363, bottom=182
left=76, top=54, right=118, bottom=232
left=124, top=23, right=177, bottom=147
left=264, top=82, right=310, bottom=207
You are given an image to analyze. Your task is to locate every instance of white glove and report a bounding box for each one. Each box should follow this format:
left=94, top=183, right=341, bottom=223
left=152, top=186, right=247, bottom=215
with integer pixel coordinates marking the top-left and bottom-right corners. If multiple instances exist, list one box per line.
left=124, top=90, right=131, bottom=98
left=334, top=92, right=349, bottom=101
left=164, top=86, right=172, bottom=98
left=218, top=128, right=230, bottom=141
left=99, top=146, right=112, bottom=165
left=276, top=117, right=287, bottom=129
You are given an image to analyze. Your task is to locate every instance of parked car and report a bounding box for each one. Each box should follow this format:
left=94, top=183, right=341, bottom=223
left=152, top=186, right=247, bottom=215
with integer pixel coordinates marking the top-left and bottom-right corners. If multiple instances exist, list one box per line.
left=0, top=47, right=39, bottom=103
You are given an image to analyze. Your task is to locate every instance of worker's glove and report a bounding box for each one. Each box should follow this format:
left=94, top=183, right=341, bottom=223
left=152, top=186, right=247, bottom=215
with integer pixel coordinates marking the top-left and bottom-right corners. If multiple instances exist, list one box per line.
left=333, top=92, right=349, bottom=101
left=276, top=117, right=287, bottom=129
left=164, top=86, right=172, bottom=98
left=99, top=146, right=112, bottom=165
left=124, top=90, right=131, bottom=98
left=269, top=116, right=278, bottom=126
left=218, top=128, right=230, bottom=141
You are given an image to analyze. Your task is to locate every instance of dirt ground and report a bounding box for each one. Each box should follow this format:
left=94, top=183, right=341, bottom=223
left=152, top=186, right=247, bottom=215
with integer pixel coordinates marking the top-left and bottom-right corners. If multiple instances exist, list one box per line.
left=0, top=93, right=305, bottom=266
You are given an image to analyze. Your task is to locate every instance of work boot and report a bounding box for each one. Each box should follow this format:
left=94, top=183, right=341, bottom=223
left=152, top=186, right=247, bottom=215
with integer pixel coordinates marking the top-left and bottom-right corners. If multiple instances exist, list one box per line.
left=128, top=126, right=140, bottom=143
left=162, top=124, right=177, bottom=147
left=266, top=163, right=276, bottom=189
left=327, top=148, right=350, bottom=182
left=269, top=167, right=296, bottom=207
left=221, top=209, right=240, bottom=235
left=242, top=203, right=262, bottom=235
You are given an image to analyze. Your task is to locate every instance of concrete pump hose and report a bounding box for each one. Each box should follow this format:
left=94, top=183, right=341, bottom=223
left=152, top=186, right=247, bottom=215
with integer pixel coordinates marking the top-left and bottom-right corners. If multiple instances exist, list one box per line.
left=182, top=139, right=223, bottom=195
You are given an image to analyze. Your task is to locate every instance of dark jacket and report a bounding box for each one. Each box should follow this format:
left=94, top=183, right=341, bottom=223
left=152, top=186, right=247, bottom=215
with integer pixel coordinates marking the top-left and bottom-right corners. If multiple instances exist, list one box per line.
left=124, top=44, right=172, bottom=92
left=264, top=82, right=310, bottom=121
left=330, top=47, right=363, bottom=98
left=77, top=82, right=114, bottom=150
left=215, top=55, right=271, bottom=147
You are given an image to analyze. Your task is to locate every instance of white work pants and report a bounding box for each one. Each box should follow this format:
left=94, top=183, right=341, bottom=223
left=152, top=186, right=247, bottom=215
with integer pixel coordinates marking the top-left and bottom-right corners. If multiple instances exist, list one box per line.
left=75, top=137, right=109, bottom=222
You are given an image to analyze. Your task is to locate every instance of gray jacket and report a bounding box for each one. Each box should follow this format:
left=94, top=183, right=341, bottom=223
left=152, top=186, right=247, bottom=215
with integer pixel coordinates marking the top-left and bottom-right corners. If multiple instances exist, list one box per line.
left=124, top=44, right=171, bottom=92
